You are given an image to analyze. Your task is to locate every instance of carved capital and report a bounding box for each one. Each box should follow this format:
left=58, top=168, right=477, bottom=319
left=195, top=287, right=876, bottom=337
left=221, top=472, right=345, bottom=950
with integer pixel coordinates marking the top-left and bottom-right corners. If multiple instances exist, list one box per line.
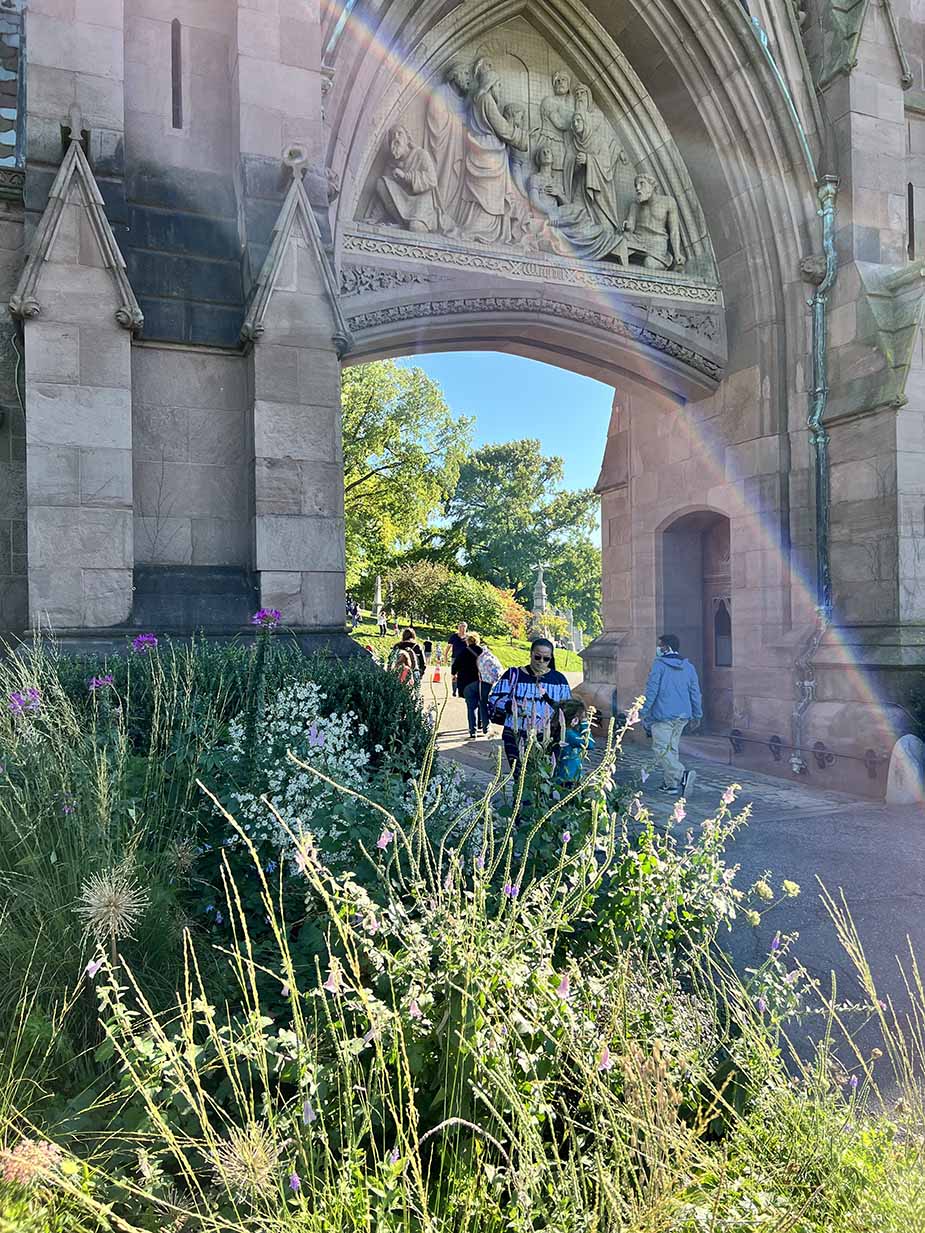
left=115, top=304, right=144, bottom=333
left=800, top=254, right=827, bottom=285
left=9, top=294, right=40, bottom=320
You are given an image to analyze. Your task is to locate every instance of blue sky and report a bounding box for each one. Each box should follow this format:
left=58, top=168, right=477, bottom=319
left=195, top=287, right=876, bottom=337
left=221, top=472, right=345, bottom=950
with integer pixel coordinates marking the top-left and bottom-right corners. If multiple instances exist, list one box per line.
left=396, top=352, right=613, bottom=493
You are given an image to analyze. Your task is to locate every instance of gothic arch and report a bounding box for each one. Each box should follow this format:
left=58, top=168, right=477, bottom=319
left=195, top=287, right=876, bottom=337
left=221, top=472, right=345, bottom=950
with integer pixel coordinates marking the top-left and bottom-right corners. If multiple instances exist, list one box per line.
left=322, top=0, right=822, bottom=404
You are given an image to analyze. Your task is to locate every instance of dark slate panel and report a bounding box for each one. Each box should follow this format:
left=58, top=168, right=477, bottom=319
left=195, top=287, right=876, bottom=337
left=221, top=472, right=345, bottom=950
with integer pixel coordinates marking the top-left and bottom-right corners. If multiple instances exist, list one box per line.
left=127, top=163, right=237, bottom=219
left=128, top=205, right=240, bottom=261
left=136, top=295, right=185, bottom=342
left=241, top=154, right=286, bottom=201
left=244, top=196, right=281, bottom=251
left=128, top=250, right=242, bottom=305
left=188, top=301, right=244, bottom=348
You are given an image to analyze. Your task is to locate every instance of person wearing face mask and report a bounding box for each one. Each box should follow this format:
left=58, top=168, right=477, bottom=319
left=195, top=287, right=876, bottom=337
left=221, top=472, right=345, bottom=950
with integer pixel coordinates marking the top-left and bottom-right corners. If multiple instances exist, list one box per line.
left=640, top=633, right=702, bottom=797
left=487, top=636, right=571, bottom=769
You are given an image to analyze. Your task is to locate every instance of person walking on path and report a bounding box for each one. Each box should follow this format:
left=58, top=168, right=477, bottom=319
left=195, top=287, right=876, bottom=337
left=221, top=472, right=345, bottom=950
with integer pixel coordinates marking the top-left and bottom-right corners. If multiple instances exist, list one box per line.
left=445, top=621, right=469, bottom=696
left=476, top=639, right=503, bottom=729
left=391, top=628, right=426, bottom=677
left=377, top=610, right=388, bottom=637
left=488, top=637, right=571, bottom=769
left=453, top=633, right=486, bottom=738
left=640, top=633, right=702, bottom=797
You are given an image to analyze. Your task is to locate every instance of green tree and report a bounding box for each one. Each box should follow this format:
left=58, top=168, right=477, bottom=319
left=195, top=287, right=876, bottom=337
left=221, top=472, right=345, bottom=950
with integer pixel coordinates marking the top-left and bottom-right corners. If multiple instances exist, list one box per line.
left=437, top=439, right=602, bottom=633
left=342, top=362, right=472, bottom=584
left=384, top=562, right=509, bottom=636
left=547, top=539, right=603, bottom=637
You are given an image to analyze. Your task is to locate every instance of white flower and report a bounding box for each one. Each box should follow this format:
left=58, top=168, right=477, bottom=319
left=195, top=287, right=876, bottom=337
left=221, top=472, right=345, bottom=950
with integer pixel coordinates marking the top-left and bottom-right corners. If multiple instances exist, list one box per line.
left=76, top=865, right=148, bottom=946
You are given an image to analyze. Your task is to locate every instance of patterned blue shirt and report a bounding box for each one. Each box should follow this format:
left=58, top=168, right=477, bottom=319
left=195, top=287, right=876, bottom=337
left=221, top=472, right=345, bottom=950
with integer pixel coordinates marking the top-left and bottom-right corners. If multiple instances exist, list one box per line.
left=488, top=667, right=571, bottom=735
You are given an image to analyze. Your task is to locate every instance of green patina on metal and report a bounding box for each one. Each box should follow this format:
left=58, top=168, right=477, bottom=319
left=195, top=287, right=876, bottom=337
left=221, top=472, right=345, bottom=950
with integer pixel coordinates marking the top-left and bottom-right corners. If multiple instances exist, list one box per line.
left=809, top=175, right=839, bottom=619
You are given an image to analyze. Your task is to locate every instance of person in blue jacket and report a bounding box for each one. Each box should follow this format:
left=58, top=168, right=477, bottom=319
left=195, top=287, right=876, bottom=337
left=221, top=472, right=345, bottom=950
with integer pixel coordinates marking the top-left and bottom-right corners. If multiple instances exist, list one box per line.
left=555, top=698, right=596, bottom=783
left=640, top=633, right=702, bottom=796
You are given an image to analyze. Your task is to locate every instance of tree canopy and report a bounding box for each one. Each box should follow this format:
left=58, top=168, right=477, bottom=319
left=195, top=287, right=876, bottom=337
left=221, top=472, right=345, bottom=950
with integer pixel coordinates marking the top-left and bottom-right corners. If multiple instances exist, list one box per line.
left=434, top=439, right=602, bottom=635
left=342, top=361, right=472, bottom=584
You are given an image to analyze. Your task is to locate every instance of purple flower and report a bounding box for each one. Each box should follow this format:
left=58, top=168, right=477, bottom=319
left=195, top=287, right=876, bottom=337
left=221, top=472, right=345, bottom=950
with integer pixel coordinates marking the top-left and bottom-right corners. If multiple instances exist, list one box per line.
left=598, top=1044, right=614, bottom=1072
left=770, top=934, right=780, bottom=952
left=302, top=1099, right=316, bottom=1124
left=503, top=881, right=519, bottom=899
left=555, top=972, right=570, bottom=1001
left=265, top=860, right=277, bottom=874
left=561, top=831, right=571, bottom=845
left=307, top=723, right=325, bottom=748
left=376, top=829, right=393, bottom=851
left=214, top=910, right=223, bottom=924
left=88, top=675, right=114, bottom=691
left=721, top=786, right=737, bottom=806
left=84, top=958, right=103, bottom=979
left=289, top=1171, right=301, bottom=1192
left=8, top=688, right=41, bottom=717
left=388, top=1147, right=400, bottom=1166
left=62, top=800, right=75, bottom=815
left=756, top=997, right=767, bottom=1014
left=474, top=854, right=485, bottom=871
left=251, top=608, right=282, bottom=629
left=131, top=633, right=158, bottom=654
left=849, top=1074, right=858, bottom=1091
left=640, top=768, right=650, bottom=784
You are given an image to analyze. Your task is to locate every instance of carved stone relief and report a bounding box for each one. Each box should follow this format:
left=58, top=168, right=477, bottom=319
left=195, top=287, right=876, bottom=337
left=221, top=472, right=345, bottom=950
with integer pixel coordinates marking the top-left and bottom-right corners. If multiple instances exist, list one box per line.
left=359, top=21, right=690, bottom=272
left=344, top=295, right=722, bottom=382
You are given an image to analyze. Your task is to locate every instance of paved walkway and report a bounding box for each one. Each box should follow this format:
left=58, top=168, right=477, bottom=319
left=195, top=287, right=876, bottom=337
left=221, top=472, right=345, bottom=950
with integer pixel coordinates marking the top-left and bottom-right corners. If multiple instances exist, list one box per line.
left=424, top=669, right=925, bottom=1079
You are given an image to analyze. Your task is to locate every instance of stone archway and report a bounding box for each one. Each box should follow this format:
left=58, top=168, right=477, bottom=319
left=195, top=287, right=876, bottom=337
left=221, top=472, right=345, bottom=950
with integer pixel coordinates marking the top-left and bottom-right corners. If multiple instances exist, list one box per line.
left=659, top=510, right=733, bottom=730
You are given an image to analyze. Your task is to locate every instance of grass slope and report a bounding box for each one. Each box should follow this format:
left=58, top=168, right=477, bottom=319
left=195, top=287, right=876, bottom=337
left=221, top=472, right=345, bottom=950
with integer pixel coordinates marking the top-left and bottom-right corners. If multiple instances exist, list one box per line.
left=348, top=613, right=584, bottom=673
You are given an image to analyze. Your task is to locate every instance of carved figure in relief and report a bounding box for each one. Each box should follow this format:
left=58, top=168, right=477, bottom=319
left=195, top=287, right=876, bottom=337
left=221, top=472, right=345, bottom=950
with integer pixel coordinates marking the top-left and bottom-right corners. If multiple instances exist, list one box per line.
left=376, top=125, right=441, bottom=233
left=457, top=57, right=529, bottom=244
left=622, top=173, right=685, bottom=270
left=527, top=145, right=619, bottom=262
left=425, top=61, right=470, bottom=220
left=503, top=102, right=532, bottom=198
left=538, top=69, right=575, bottom=201
left=564, top=84, right=626, bottom=232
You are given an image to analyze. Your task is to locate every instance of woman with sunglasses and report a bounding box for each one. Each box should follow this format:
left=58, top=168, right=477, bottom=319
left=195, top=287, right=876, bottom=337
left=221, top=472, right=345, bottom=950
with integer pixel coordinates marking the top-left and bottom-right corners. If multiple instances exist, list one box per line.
left=487, top=636, right=571, bottom=769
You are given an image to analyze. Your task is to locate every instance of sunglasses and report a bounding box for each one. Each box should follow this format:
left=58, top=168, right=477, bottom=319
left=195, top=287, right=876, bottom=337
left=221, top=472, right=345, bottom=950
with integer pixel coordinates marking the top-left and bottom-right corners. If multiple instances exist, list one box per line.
left=532, top=653, right=551, bottom=662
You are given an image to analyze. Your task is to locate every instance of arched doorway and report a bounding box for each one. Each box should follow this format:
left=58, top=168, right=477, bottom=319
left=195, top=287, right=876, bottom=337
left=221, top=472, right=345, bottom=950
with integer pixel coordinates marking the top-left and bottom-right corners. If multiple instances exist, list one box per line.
left=660, top=511, right=732, bottom=730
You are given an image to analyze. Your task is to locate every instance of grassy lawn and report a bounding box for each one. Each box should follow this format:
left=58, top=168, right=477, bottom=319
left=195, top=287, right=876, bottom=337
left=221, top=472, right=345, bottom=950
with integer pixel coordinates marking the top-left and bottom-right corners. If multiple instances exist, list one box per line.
left=349, top=613, right=584, bottom=673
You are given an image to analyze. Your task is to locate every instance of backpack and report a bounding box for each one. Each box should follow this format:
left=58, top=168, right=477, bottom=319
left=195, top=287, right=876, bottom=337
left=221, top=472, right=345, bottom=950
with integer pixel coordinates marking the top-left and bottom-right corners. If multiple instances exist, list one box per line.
left=478, top=648, right=503, bottom=685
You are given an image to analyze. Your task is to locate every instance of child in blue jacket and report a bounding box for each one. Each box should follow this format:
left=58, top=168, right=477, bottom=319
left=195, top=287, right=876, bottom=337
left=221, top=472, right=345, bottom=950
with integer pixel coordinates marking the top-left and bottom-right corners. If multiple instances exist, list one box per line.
left=555, top=699, right=596, bottom=783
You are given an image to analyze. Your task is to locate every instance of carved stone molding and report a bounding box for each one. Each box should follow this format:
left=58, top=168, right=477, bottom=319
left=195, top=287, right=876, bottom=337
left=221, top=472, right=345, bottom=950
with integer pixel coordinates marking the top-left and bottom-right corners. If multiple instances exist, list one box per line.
left=649, top=305, right=719, bottom=341
left=345, top=295, right=722, bottom=382
left=339, top=265, right=433, bottom=296
left=10, top=132, right=143, bottom=334
left=341, top=226, right=720, bottom=304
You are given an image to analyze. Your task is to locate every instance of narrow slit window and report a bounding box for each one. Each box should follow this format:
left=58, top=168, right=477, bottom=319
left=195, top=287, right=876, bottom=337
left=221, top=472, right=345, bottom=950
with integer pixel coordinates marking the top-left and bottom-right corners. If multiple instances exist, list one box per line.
left=908, top=183, right=915, bottom=261
left=714, top=597, right=732, bottom=668
left=171, top=19, right=183, bottom=130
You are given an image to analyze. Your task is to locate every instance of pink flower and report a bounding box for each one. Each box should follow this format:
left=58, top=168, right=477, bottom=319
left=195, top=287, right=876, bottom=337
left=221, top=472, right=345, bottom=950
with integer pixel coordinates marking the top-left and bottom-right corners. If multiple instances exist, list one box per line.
left=721, top=786, right=737, bottom=806
left=84, top=957, right=103, bottom=979
left=0, top=1138, right=62, bottom=1186
left=671, top=800, right=686, bottom=824
left=625, top=704, right=641, bottom=726
left=597, top=1045, right=614, bottom=1072
left=555, top=972, right=570, bottom=1001
left=322, top=963, right=343, bottom=995
left=130, top=632, right=158, bottom=654
left=302, top=1099, right=316, bottom=1124
left=376, top=829, right=393, bottom=851
left=408, top=999, right=423, bottom=1021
